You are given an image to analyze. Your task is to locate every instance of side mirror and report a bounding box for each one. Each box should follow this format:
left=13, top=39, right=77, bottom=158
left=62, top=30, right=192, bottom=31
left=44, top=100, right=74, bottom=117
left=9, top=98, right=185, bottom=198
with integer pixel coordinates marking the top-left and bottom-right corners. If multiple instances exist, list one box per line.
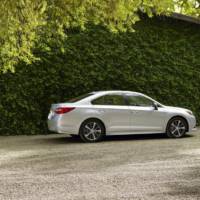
left=153, top=102, right=158, bottom=110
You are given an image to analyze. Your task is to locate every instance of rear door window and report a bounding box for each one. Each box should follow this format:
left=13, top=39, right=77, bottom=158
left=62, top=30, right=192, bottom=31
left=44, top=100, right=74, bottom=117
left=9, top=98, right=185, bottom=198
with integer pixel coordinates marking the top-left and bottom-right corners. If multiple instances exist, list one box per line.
left=92, top=95, right=126, bottom=106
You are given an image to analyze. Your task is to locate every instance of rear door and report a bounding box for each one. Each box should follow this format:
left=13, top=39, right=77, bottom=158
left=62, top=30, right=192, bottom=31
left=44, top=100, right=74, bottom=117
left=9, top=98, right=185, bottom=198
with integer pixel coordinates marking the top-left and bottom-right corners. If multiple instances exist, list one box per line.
left=91, top=94, right=131, bottom=134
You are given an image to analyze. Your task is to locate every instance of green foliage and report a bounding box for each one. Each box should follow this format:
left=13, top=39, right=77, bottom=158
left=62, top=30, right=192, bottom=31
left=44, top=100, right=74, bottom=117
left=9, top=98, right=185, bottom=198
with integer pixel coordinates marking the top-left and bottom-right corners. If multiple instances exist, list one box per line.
left=175, top=0, right=200, bottom=17
left=0, top=16, right=200, bottom=134
left=0, top=0, right=199, bottom=72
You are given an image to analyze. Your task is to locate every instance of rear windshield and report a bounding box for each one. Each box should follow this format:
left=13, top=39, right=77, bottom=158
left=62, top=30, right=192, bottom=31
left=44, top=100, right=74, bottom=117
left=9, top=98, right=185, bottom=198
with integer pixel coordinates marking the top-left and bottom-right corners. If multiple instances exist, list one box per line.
left=66, top=93, right=93, bottom=103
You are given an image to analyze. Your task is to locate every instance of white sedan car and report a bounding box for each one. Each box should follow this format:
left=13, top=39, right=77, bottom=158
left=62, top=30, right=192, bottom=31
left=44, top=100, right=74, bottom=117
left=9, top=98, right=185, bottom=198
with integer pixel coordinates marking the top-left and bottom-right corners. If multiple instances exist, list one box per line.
left=48, top=91, right=196, bottom=142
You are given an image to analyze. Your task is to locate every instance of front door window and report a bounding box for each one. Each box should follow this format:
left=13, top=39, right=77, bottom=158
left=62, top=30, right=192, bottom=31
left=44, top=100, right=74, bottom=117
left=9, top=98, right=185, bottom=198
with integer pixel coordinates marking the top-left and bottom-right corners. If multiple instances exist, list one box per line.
left=126, top=95, right=154, bottom=107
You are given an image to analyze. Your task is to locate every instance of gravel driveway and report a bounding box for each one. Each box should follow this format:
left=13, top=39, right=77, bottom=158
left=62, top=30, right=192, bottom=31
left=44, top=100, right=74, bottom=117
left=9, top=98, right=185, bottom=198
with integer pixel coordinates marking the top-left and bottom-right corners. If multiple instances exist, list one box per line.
left=0, top=130, right=200, bottom=200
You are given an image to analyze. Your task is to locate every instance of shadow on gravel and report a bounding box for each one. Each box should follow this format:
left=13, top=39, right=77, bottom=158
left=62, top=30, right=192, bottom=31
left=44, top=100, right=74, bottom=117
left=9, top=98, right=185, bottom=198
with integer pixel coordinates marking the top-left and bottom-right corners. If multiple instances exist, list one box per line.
left=104, top=133, right=193, bottom=142
left=167, top=184, right=200, bottom=198
left=37, top=136, right=82, bottom=144
left=105, top=133, right=167, bottom=141
left=165, top=167, right=200, bottom=198
left=38, top=134, right=193, bottom=145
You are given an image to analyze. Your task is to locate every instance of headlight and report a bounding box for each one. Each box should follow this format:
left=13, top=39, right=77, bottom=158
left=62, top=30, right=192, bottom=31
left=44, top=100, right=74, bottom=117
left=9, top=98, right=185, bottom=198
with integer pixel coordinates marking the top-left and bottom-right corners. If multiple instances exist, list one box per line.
left=186, top=110, right=193, bottom=116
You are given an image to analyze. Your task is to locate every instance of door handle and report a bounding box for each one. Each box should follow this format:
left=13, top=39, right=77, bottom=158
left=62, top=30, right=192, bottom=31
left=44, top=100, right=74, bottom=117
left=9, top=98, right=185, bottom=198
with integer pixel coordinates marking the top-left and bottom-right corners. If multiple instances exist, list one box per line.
left=131, top=110, right=139, bottom=113
left=98, top=109, right=105, bottom=113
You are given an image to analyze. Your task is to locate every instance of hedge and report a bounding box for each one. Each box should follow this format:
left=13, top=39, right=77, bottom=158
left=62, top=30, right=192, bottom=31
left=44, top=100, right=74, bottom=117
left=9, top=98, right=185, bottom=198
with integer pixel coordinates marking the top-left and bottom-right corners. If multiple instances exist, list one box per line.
left=0, top=16, right=200, bottom=135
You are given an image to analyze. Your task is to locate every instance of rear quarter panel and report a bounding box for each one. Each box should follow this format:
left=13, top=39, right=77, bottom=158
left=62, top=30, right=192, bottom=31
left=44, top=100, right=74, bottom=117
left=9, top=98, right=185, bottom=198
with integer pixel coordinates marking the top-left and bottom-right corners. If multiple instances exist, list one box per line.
left=59, top=105, right=105, bottom=134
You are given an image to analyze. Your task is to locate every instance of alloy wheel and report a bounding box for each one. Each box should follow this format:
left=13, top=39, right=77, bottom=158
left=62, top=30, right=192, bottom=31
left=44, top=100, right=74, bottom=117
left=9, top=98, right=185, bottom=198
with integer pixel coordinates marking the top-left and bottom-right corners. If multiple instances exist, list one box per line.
left=79, top=119, right=105, bottom=142
left=167, top=118, right=187, bottom=138
left=83, top=122, right=102, bottom=141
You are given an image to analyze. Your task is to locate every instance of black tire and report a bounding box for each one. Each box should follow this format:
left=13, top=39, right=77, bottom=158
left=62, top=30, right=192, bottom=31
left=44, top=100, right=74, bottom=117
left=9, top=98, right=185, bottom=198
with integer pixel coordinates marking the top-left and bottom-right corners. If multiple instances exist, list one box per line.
left=166, top=117, right=187, bottom=138
left=79, top=119, right=105, bottom=142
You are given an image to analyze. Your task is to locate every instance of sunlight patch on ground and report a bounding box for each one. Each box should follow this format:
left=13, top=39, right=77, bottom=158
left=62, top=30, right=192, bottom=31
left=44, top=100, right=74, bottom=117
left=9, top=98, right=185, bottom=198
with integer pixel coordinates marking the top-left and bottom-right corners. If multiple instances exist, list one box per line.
left=179, top=149, right=200, bottom=156
left=0, top=150, right=36, bottom=164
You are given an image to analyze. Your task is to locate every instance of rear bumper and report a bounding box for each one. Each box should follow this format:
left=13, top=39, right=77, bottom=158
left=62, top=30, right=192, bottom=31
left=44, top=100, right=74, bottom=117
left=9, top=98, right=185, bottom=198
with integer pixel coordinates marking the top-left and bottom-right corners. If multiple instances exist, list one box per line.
left=47, top=116, right=78, bottom=135
left=47, top=117, right=60, bottom=133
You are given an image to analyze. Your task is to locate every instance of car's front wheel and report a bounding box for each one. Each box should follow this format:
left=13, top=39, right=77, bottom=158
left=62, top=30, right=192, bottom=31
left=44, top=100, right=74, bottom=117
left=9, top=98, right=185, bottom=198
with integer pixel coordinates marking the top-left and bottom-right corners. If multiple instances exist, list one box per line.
left=79, top=119, right=105, bottom=142
left=166, top=117, right=187, bottom=138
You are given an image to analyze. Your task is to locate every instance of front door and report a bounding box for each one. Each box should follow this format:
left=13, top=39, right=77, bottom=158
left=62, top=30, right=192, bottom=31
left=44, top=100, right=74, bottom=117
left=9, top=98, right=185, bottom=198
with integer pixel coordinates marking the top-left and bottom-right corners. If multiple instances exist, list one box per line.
left=126, top=94, right=166, bottom=133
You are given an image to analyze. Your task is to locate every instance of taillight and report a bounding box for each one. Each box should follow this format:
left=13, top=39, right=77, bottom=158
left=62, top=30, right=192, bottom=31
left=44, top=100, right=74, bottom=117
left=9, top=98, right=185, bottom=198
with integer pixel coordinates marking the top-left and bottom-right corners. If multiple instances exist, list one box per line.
left=55, top=107, right=75, bottom=114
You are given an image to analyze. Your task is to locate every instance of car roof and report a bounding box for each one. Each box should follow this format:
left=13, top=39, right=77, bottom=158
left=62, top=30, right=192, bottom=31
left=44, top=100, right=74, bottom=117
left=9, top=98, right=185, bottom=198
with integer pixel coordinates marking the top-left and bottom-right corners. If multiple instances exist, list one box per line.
left=91, top=90, right=142, bottom=95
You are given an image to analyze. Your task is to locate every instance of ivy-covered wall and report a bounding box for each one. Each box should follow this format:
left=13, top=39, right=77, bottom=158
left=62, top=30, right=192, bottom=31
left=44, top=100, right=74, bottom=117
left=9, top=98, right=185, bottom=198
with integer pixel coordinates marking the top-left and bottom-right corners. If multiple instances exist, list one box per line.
left=0, top=16, right=200, bottom=135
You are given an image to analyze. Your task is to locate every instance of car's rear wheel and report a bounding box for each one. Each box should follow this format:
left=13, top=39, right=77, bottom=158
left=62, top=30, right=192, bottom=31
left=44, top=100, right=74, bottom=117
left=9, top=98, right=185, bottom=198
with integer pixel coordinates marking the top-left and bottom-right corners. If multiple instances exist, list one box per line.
left=166, top=117, right=187, bottom=138
left=79, top=119, right=105, bottom=142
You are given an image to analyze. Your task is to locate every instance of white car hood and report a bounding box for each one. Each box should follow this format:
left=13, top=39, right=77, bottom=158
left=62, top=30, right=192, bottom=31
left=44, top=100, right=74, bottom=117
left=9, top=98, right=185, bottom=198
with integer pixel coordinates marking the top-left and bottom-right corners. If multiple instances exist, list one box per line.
left=164, top=106, right=189, bottom=113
